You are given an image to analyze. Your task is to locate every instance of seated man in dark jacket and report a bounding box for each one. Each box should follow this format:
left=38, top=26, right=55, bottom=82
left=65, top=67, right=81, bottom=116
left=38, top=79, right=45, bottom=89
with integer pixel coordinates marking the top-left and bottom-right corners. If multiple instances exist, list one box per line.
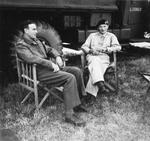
left=16, top=20, right=87, bottom=126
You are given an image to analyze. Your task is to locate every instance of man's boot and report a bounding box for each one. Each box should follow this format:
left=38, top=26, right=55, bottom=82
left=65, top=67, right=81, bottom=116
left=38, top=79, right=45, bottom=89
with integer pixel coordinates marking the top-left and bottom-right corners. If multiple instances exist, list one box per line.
left=96, top=81, right=110, bottom=93
left=65, top=109, right=86, bottom=126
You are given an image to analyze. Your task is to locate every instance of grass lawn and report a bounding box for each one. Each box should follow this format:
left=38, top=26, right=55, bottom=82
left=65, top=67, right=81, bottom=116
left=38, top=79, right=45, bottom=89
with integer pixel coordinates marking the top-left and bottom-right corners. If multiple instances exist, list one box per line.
left=1, top=54, right=150, bottom=141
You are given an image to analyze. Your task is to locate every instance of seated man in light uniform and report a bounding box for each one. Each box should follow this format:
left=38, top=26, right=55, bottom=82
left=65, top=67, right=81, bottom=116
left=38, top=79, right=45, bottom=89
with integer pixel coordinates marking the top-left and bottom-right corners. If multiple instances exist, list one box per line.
left=78, top=19, right=121, bottom=99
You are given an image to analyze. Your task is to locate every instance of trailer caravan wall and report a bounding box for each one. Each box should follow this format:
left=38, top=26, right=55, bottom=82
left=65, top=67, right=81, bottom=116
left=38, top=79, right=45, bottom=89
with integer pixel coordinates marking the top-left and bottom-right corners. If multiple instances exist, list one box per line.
left=0, top=0, right=148, bottom=86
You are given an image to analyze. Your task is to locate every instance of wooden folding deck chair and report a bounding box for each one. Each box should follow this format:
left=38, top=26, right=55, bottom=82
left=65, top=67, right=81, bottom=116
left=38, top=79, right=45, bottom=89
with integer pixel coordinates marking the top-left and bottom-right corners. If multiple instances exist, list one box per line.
left=77, top=29, right=119, bottom=94
left=81, top=51, right=118, bottom=94
left=16, top=55, right=64, bottom=110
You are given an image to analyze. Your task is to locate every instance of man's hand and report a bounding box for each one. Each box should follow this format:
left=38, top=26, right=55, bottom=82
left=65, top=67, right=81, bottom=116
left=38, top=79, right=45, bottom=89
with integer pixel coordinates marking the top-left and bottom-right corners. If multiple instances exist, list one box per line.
left=107, top=47, right=113, bottom=53
left=52, top=62, right=60, bottom=72
left=56, top=56, right=64, bottom=68
left=89, top=48, right=110, bottom=55
left=89, top=49, right=99, bottom=55
left=97, top=48, right=108, bottom=53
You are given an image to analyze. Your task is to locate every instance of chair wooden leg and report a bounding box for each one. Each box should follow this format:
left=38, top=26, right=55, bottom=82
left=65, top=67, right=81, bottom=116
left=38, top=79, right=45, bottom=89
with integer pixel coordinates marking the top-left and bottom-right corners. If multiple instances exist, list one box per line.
left=142, top=85, right=150, bottom=123
left=115, top=68, right=118, bottom=95
left=38, top=92, right=50, bottom=109
left=21, top=91, right=33, bottom=104
left=34, top=88, right=39, bottom=110
left=104, top=82, right=116, bottom=92
left=38, top=88, right=64, bottom=109
left=39, top=84, right=64, bottom=102
left=113, top=51, right=118, bottom=95
left=49, top=90, right=64, bottom=102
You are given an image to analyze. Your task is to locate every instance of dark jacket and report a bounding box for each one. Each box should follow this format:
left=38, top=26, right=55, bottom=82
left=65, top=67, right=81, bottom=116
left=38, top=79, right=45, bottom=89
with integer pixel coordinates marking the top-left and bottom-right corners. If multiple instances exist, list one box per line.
left=16, top=34, right=60, bottom=71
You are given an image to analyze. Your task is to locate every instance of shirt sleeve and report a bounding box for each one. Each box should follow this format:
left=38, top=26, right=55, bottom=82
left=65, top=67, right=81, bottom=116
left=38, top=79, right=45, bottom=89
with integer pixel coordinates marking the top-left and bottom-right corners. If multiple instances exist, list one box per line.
left=81, top=34, right=92, bottom=54
left=107, top=34, right=121, bottom=52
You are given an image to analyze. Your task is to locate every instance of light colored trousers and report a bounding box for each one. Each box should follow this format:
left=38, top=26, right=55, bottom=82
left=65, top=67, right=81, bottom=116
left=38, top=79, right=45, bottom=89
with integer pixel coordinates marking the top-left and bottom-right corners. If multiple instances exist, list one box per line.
left=86, top=54, right=110, bottom=97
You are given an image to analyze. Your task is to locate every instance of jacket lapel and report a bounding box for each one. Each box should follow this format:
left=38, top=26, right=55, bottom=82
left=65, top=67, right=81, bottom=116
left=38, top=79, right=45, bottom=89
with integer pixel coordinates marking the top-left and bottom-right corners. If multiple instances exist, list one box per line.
left=35, top=39, right=47, bottom=57
left=23, top=34, right=47, bottom=58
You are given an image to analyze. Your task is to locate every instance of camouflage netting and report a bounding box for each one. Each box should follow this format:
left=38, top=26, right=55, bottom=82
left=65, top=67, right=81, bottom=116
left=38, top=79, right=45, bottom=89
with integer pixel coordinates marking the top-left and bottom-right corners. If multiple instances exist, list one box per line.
left=36, top=21, right=63, bottom=55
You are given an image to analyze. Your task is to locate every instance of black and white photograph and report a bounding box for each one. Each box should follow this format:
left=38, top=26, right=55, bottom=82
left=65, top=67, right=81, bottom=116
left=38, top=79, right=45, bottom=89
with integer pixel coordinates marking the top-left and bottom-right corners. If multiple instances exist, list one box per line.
left=0, top=0, right=150, bottom=140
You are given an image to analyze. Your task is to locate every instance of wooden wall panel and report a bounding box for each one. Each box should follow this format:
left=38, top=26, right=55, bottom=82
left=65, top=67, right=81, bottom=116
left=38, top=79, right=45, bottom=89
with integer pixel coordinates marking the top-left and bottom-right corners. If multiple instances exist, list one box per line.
left=0, top=0, right=117, bottom=10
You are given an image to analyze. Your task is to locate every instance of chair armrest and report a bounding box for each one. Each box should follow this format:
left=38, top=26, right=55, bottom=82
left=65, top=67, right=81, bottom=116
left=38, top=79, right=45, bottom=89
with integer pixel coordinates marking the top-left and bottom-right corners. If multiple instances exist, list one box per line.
left=17, top=57, right=37, bottom=66
left=80, top=52, right=87, bottom=71
left=80, top=51, right=118, bottom=70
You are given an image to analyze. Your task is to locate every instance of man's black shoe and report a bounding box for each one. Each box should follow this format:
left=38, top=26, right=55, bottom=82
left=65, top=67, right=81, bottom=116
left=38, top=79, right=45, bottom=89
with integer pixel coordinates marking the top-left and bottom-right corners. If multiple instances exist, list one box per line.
left=65, top=115, right=86, bottom=127
left=80, top=96, right=88, bottom=105
left=74, top=104, right=88, bottom=113
left=96, top=81, right=110, bottom=94
left=100, top=85, right=110, bottom=93
left=85, top=94, right=96, bottom=106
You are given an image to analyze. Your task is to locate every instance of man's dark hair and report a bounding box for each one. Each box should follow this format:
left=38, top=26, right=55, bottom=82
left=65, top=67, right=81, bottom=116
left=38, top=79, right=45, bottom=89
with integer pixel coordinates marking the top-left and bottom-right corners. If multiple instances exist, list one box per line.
left=96, top=19, right=109, bottom=28
left=19, top=19, right=36, bottom=32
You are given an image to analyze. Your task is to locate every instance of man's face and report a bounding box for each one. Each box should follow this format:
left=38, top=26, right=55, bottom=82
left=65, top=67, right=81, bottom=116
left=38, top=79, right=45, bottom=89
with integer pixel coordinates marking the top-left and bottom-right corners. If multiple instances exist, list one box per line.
left=25, top=23, right=38, bottom=39
left=98, top=24, right=109, bottom=34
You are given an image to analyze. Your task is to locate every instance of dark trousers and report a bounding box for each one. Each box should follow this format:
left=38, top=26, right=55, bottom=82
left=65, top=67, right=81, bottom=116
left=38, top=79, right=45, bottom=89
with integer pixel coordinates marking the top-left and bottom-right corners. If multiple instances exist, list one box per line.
left=37, top=66, right=86, bottom=110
